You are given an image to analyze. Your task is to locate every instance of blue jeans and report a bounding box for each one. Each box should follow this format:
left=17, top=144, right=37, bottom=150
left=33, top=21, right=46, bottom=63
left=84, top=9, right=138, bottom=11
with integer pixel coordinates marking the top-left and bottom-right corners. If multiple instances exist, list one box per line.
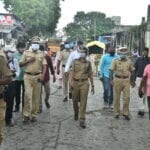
left=102, top=77, right=113, bottom=105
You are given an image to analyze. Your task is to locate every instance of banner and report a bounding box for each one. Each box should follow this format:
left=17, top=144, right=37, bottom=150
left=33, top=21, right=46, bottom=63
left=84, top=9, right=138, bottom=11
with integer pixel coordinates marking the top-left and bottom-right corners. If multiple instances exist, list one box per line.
left=0, top=14, right=13, bottom=26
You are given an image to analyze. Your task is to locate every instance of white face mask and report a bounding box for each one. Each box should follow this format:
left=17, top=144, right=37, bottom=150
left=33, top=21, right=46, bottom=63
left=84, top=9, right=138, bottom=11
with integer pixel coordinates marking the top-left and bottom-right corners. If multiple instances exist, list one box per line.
left=78, top=53, right=86, bottom=58
left=7, top=52, right=14, bottom=58
left=31, top=43, right=39, bottom=51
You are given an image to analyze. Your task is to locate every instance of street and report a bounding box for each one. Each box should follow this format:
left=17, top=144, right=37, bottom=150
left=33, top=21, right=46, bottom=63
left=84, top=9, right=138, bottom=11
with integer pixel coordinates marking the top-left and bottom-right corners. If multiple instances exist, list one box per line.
left=2, top=77, right=150, bottom=150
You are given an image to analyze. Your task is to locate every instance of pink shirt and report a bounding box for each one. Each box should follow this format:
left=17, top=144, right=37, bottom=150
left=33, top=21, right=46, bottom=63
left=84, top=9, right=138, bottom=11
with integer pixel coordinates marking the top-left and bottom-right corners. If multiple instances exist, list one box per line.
left=143, top=64, right=150, bottom=96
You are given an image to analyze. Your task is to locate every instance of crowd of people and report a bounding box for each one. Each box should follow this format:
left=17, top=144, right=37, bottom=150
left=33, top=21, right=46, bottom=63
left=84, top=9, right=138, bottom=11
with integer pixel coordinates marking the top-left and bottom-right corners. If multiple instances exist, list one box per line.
left=0, top=36, right=150, bottom=146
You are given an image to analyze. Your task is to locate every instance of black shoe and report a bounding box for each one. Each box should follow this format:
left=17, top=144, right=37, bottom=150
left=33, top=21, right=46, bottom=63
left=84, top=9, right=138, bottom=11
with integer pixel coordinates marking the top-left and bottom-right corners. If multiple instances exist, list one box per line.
left=37, top=108, right=42, bottom=113
left=23, top=116, right=30, bottom=124
left=69, top=92, right=72, bottom=99
left=115, top=115, right=119, bottom=119
left=45, top=102, right=51, bottom=109
left=63, top=97, right=68, bottom=102
left=138, top=111, right=145, bottom=117
left=80, top=122, right=86, bottom=128
left=6, top=121, right=14, bottom=127
left=123, top=115, right=130, bottom=120
left=74, top=114, right=78, bottom=121
left=30, top=117, right=37, bottom=122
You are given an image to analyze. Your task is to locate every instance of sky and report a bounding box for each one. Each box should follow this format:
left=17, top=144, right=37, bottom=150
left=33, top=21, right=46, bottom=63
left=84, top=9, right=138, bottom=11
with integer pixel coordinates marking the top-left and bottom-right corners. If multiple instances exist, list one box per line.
left=0, top=0, right=149, bottom=29
left=0, top=1, right=7, bottom=13
left=57, top=0, right=150, bottom=29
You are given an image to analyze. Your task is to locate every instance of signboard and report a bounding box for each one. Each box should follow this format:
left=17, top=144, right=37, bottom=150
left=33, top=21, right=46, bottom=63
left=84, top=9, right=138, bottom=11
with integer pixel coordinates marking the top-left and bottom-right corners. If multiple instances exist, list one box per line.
left=0, top=14, right=13, bottom=26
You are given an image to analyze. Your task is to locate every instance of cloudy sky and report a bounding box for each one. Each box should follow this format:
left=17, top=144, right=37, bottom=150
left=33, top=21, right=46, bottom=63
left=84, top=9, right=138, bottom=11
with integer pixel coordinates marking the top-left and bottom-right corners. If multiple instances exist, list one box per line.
left=0, top=0, right=149, bottom=29
left=57, top=0, right=150, bottom=29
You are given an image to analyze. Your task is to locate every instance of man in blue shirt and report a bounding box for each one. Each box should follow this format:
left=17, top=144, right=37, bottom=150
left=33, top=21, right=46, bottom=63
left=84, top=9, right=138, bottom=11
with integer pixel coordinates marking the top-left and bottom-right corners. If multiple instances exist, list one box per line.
left=99, top=46, right=119, bottom=108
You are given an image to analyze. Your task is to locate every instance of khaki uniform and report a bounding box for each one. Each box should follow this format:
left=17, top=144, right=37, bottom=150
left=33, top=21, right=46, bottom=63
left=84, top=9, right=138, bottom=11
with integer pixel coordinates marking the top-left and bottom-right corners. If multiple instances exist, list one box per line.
left=110, top=58, right=135, bottom=116
left=57, top=50, right=70, bottom=98
left=20, top=49, right=47, bottom=118
left=0, top=52, right=12, bottom=144
left=71, top=59, right=92, bottom=122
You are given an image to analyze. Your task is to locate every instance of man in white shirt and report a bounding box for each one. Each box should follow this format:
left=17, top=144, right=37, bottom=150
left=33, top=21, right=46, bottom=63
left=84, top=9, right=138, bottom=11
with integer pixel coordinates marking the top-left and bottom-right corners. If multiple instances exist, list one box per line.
left=65, top=41, right=84, bottom=73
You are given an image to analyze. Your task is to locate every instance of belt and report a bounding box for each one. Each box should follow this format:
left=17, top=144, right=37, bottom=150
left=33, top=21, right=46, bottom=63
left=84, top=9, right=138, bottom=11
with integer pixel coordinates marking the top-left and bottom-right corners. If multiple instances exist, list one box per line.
left=0, top=93, right=3, bottom=99
left=115, top=75, right=129, bottom=79
left=25, top=72, right=41, bottom=76
left=73, top=78, right=88, bottom=82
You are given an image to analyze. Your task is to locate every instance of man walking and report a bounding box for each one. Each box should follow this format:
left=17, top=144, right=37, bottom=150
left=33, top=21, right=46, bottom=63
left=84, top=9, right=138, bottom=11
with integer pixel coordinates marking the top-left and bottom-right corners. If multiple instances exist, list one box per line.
left=110, top=47, right=135, bottom=120
left=0, top=48, right=12, bottom=145
left=57, top=43, right=71, bottom=102
left=20, top=36, right=47, bottom=123
left=14, top=42, right=26, bottom=112
left=134, top=47, right=150, bottom=116
left=99, top=46, right=118, bottom=108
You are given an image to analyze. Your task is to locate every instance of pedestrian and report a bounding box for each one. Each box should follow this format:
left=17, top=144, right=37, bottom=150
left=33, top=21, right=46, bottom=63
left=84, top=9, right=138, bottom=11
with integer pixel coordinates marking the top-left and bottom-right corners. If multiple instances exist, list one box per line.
left=39, top=45, right=56, bottom=110
left=139, top=64, right=150, bottom=120
left=134, top=47, right=150, bottom=117
left=65, top=41, right=84, bottom=74
left=4, top=49, right=20, bottom=126
left=57, top=43, right=71, bottom=102
left=71, top=47, right=94, bottom=128
left=54, top=44, right=64, bottom=89
left=99, top=46, right=119, bottom=108
left=19, top=36, right=47, bottom=123
left=0, top=49, right=12, bottom=145
left=65, top=41, right=85, bottom=99
left=13, top=42, right=26, bottom=112
left=110, top=47, right=135, bottom=120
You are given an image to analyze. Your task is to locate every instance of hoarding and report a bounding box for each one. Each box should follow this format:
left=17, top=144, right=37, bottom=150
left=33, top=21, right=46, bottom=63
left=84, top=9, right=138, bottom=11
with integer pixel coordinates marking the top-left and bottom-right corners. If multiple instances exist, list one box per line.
left=0, top=14, right=13, bottom=26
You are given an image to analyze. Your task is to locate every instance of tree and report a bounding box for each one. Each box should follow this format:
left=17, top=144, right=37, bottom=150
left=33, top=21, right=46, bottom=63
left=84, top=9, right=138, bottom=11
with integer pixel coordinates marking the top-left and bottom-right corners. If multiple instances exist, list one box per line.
left=64, top=11, right=115, bottom=41
left=3, top=0, right=63, bottom=37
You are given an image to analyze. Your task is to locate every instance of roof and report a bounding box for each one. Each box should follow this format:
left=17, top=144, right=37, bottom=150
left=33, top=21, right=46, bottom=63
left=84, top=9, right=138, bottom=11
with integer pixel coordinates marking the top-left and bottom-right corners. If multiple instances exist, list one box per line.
left=87, top=41, right=105, bottom=49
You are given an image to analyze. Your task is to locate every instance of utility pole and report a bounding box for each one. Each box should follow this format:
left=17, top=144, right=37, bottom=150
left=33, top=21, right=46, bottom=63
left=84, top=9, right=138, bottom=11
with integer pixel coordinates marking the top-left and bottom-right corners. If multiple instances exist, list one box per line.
left=145, top=5, right=150, bottom=51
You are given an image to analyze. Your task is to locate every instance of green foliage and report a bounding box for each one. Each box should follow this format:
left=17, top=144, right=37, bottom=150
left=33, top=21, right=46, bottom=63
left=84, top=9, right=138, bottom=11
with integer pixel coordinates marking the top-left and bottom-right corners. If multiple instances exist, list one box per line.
left=3, top=0, right=62, bottom=37
left=64, top=11, right=115, bottom=41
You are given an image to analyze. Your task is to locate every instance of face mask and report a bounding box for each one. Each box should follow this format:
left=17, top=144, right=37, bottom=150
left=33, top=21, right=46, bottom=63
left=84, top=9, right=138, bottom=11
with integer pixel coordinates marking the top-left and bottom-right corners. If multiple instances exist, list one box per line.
left=119, top=54, right=126, bottom=59
left=78, top=53, right=86, bottom=58
left=7, top=52, right=14, bottom=58
left=110, top=52, right=115, bottom=56
left=31, top=43, right=39, bottom=51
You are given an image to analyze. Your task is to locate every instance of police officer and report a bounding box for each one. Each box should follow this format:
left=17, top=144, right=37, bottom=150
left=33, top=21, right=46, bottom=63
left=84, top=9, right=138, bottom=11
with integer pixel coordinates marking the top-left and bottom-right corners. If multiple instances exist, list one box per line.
left=0, top=48, right=12, bottom=145
left=71, top=47, right=94, bottom=128
left=110, top=47, right=135, bottom=120
left=20, top=36, right=47, bottom=123
left=57, top=43, right=71, bottom=102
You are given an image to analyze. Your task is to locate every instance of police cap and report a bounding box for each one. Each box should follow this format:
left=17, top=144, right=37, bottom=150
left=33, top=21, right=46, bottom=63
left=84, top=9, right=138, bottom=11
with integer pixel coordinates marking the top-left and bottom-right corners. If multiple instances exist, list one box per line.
left=31, top=36, right=40, bottom=42
left=118, top=47, right=128, bottom=54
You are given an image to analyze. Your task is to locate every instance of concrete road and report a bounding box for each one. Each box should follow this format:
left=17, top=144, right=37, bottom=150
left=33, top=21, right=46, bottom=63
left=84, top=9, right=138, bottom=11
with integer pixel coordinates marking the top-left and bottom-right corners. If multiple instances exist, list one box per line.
left=1, top=77, right=150, bottom=150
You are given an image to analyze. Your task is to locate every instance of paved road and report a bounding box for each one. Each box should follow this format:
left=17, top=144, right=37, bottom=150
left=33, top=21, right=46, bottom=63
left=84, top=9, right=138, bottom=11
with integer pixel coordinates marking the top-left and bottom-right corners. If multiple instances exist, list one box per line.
left=1, top=77, right=150, bottom=150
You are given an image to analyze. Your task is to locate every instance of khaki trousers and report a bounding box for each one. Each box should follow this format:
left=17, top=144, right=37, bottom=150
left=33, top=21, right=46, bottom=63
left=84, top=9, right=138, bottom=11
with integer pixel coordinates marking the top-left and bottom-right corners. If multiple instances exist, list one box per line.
left=23, top=74, right=41, bottom=118
left=0, top=99, right=6, bottom=144
left=72, top=80, right=89, bottom=121
left=113, top=78, right=130, bottom=116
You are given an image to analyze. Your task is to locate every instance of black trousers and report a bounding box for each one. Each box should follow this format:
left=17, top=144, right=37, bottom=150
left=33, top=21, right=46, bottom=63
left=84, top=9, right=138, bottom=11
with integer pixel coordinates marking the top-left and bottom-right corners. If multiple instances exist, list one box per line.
left=5, top=81, right=16, bottom=123
left=147, top=96, right=150, bottom=119
left=15, top=80, right=25, bottom=110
